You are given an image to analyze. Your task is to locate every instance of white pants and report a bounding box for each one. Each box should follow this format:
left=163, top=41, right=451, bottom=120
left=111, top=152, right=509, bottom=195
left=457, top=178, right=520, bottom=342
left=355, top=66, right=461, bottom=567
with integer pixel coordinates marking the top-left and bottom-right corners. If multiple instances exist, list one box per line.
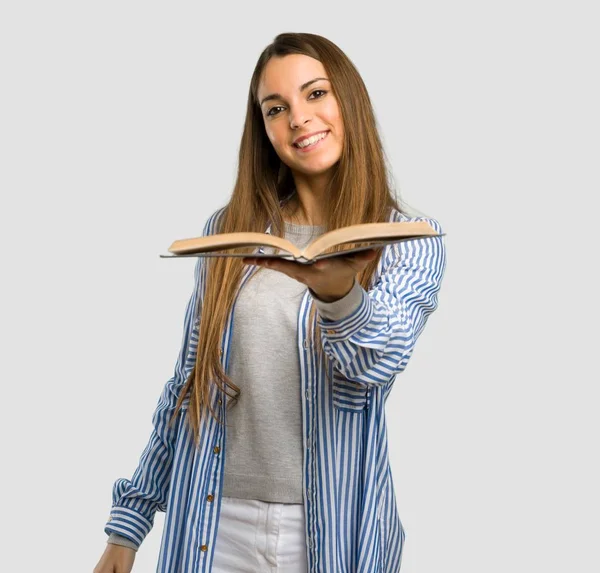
left=211, top=496, right=308, bottom=572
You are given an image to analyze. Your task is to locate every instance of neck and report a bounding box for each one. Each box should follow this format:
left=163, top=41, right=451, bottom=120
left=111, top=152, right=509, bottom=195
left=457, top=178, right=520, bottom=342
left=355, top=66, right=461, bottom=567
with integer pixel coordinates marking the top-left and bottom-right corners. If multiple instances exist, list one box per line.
left=285, top=170, right=331, bottom=226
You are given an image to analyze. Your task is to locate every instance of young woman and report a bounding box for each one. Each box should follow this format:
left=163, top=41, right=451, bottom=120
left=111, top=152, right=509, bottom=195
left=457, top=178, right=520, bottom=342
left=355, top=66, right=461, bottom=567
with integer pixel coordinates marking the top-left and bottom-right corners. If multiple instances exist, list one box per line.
left=95, top=32, right=446, bottom=573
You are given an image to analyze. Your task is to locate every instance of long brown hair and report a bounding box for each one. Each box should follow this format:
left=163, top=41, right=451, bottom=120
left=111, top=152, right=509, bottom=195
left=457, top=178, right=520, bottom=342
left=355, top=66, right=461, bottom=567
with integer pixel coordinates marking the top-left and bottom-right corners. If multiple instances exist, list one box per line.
left=168, top=32, right=406, bottom=447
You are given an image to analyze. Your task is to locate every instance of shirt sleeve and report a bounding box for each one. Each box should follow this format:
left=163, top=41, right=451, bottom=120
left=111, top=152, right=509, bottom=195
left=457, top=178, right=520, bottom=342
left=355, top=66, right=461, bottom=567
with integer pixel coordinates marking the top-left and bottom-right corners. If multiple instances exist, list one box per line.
left=103, top=208, right=224, bottom=549
left=314, top=217, right=447, bottom=389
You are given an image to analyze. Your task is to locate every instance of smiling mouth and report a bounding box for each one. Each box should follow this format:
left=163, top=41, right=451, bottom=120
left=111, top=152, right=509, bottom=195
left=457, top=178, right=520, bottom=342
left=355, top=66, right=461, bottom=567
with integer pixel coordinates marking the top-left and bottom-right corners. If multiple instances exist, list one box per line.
left=293, top=131, right=329, bottom=150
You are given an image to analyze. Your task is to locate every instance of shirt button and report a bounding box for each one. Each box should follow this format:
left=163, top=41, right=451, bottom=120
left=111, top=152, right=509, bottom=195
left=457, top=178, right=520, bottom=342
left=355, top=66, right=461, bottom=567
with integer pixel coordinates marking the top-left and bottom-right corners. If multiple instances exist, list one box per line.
left=206, top=494, right=214, bottom=502
left=327, top=329, right=335, bottom=335
left=108, top=517, right=113, bottom=521
left=213, top=446, right=220, bottom=454
left=200, top=544, right=208, bottom=552
left=218, top=399, right=222, bottom=405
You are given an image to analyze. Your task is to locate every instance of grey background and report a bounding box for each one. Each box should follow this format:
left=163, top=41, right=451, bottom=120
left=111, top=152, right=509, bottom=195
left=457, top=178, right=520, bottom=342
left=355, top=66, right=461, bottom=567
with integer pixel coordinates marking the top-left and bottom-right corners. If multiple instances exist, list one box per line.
left=1, top=1, right=598, bottom=572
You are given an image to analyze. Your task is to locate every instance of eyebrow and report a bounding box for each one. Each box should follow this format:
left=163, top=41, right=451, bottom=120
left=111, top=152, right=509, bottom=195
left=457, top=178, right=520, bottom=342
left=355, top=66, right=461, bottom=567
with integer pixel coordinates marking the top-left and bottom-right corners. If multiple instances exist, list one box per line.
left=259, top=77, right=330, bottom=107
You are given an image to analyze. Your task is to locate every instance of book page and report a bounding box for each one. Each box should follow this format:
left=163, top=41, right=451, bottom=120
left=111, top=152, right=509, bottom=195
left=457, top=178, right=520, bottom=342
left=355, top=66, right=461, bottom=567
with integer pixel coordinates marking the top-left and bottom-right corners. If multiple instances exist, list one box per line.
left=302, top=221, right=438, bottom=260
left=168, top=232, right=302, bottom=258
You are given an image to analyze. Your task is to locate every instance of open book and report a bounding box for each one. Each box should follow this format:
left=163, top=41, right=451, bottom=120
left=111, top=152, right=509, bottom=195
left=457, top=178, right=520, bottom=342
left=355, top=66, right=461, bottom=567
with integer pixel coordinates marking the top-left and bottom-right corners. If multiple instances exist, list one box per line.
left=160, top=220, right=444, bottom=264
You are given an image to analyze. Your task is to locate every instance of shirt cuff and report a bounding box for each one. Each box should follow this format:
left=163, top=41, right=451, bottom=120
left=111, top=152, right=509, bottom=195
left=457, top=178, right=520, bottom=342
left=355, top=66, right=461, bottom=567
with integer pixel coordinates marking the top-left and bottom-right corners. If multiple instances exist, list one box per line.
left=104, top=506, right=151, bottom=548
left=311, top=278, right=363, bottom=322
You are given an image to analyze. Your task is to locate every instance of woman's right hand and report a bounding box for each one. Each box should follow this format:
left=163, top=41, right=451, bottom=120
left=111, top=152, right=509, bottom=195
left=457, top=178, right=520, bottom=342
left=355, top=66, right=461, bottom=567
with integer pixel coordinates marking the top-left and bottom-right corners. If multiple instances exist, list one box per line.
left=93, top=543, right=136, bottom=573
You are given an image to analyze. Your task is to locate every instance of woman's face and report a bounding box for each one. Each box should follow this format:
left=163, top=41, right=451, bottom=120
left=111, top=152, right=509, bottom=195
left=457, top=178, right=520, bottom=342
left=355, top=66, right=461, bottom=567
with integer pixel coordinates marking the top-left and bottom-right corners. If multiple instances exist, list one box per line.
left=257, top=54, right=344, bottom=179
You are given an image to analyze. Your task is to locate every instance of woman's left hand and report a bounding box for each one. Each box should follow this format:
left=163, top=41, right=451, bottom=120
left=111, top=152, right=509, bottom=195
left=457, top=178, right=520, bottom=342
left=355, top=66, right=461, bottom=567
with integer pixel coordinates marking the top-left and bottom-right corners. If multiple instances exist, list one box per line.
left=242, top=248, right=379, bottom=303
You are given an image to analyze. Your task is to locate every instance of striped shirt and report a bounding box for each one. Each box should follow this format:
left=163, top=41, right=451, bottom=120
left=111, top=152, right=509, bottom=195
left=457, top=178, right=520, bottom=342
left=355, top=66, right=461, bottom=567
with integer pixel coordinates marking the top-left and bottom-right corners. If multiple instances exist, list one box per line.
left=104, top=204, right=447, bottom=572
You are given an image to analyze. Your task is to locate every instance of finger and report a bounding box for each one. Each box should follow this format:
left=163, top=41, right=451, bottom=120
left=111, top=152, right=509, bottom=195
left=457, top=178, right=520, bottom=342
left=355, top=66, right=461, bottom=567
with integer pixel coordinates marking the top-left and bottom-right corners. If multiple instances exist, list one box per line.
left=354, top=248, right=378, bottom=259
left=350, top=248, right=379, bottom=264
left=315, top=249, right=371, bottom=270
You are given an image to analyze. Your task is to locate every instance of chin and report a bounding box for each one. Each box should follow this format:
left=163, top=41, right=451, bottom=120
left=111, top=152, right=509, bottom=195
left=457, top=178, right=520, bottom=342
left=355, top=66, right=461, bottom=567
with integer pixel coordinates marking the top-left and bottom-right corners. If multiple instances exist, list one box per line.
left=291, top=155, right=341, bottom=176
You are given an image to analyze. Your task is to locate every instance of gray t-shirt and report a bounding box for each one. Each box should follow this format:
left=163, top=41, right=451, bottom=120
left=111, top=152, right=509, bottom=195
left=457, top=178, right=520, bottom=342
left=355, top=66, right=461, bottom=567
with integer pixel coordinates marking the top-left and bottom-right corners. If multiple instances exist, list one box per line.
left=221, top=220, right=325, bottom=502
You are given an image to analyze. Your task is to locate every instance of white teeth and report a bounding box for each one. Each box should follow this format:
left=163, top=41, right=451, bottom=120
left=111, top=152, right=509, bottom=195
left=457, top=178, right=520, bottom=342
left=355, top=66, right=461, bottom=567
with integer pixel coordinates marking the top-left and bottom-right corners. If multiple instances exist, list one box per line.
left=296, top=132, right=327, bottom=148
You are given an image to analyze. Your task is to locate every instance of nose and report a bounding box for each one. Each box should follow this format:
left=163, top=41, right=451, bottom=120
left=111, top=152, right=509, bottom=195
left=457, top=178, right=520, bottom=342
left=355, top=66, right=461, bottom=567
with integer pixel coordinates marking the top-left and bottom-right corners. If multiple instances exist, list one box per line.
left=289, top=103, right=311, bottom=129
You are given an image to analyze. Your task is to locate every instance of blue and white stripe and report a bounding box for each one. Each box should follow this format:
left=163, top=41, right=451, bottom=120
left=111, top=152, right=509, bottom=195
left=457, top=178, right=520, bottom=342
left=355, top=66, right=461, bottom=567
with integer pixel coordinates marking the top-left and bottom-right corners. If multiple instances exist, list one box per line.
left=105, top=205, right=447, bottom=572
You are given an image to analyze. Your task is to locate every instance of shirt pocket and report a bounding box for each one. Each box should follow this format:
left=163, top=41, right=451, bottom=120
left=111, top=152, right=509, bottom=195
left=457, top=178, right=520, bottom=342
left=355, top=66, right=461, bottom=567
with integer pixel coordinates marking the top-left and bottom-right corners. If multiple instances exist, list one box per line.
left=331, top=370, right=370, bottom=413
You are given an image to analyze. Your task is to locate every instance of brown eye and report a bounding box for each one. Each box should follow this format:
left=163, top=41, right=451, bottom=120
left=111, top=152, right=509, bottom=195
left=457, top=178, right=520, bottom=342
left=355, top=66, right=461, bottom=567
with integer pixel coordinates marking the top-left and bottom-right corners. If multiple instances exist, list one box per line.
left=267, top=106, right=284, bottom=117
